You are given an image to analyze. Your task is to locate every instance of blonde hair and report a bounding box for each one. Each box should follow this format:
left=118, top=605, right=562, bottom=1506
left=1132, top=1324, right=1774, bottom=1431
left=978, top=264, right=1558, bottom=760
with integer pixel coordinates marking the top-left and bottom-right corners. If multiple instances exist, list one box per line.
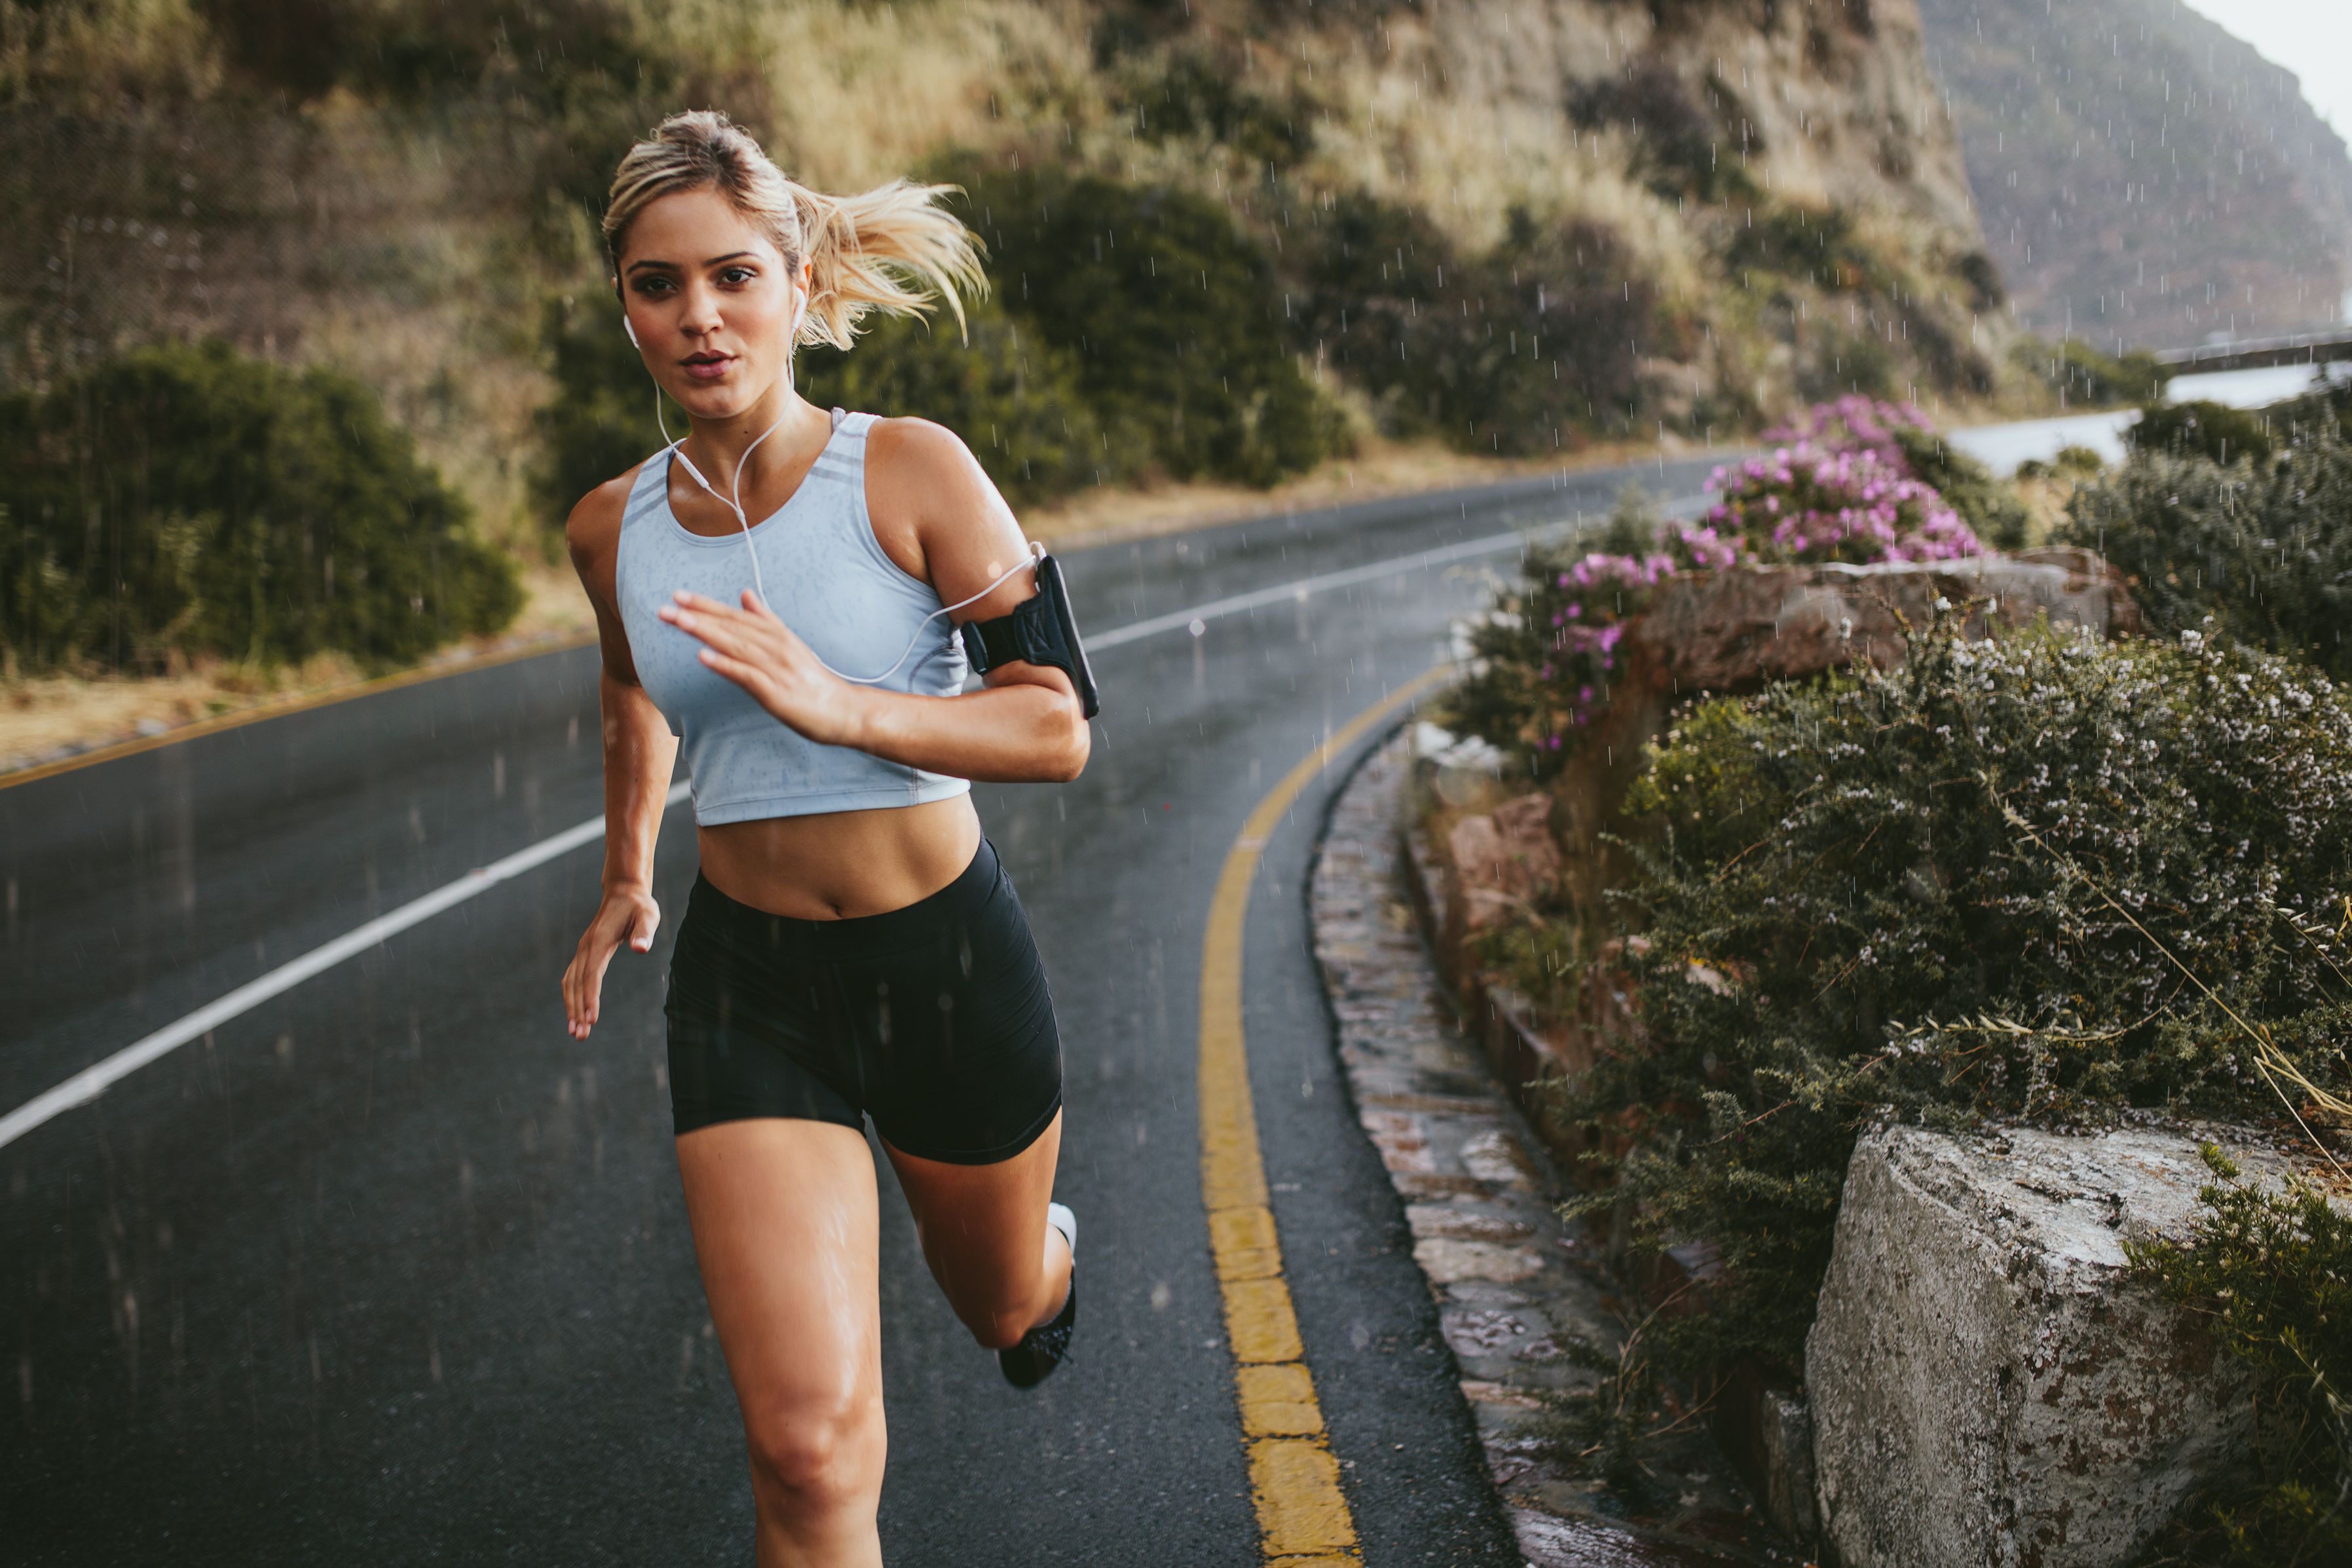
left=602, top=109, right=988, bottom=348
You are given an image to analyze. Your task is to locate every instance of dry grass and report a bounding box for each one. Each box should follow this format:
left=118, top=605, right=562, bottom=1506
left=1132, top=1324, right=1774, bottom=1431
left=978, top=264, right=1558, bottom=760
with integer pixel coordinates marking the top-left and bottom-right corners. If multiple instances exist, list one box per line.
left=0, top=561, right=597, bottom=774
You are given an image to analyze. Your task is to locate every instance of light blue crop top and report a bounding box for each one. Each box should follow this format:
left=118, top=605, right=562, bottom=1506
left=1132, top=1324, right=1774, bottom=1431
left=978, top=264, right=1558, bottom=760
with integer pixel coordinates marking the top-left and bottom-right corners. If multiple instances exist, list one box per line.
left=614, top=407, right=973, bottom=825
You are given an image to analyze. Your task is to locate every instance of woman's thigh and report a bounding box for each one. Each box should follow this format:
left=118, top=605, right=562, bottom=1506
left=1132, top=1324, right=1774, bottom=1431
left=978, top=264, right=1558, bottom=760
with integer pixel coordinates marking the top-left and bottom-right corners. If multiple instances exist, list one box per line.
left=884, top=1110, right=1062, bottom=1334
left=677, top=1119, right=884, bottom=1442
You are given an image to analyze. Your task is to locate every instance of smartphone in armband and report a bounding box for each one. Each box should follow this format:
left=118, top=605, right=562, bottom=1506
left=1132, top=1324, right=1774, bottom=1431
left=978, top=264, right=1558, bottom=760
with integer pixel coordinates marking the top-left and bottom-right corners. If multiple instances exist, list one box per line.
left=957, top=552, right=1101, bottom=720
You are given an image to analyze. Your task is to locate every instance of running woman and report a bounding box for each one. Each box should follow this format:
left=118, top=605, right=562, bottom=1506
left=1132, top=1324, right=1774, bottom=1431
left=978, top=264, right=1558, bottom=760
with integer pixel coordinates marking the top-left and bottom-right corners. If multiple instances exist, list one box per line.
left=559, top=111, right=1082, bottom=1567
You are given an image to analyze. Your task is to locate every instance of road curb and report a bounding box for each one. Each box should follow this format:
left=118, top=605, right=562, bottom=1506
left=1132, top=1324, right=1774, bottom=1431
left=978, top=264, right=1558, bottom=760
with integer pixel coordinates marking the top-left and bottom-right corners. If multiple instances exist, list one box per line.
left=1308, top=732, right=1795, bottom=1567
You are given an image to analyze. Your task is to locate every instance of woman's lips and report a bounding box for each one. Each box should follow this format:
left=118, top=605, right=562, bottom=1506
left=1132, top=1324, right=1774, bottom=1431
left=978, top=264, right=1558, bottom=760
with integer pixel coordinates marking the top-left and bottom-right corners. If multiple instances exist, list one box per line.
left=682, top=354, right=735, bottom=382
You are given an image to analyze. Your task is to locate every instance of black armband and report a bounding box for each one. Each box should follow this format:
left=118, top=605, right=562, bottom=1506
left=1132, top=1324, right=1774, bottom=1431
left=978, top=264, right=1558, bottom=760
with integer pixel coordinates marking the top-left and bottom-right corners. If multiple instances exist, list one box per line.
left=958, top=551, right=1100, bottom=720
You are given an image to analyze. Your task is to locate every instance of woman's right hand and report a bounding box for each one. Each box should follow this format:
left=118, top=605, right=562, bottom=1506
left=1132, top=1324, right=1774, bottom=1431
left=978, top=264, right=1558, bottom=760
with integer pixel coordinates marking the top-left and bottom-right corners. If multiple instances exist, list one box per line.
left=564, top=885, right=663, bottom=1039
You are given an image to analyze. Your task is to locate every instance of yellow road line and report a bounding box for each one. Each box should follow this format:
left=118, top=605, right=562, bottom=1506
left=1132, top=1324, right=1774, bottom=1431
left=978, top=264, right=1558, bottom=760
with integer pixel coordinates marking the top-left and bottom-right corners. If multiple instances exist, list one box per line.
left=0, top=632, right=599, bottom=793
left=1199, top=663, right=1453, bottom=1565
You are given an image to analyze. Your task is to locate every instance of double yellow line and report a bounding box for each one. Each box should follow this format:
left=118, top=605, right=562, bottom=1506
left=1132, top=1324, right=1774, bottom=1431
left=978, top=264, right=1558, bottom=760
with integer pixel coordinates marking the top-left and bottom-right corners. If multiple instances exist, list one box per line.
left=1197, top=664, right=1451, bottom=1565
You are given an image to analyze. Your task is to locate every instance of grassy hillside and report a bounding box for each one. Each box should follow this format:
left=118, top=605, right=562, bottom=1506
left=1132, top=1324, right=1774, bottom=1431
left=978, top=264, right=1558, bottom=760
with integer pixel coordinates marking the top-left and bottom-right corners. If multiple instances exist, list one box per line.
left=2, top=0, right=2025, bottom=582
left=1918, top=0, right=2352, bottom=350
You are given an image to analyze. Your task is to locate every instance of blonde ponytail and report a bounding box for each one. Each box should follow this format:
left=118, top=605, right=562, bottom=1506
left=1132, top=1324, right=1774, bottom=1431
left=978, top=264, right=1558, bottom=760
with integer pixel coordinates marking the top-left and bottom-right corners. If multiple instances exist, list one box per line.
left=602, top=109, right=989, bottom=348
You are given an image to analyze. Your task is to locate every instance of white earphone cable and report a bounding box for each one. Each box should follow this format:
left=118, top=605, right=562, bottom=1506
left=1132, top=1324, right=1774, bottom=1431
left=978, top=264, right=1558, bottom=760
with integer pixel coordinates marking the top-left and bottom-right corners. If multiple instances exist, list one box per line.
left=643, top=293, right=1040, bottom=687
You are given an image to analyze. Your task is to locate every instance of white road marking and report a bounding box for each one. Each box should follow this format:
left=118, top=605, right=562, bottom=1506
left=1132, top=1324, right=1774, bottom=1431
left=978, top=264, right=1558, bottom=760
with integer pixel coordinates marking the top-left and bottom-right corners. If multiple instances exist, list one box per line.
left=0, top=789, right=688, bottom=1149
left=4, top=497, right=1698, bottom=1150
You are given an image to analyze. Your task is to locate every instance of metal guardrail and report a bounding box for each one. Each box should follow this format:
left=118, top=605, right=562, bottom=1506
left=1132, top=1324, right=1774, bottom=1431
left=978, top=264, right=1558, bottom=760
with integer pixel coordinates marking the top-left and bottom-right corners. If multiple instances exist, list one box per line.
left=2156, top=329, right=2352, bottom=375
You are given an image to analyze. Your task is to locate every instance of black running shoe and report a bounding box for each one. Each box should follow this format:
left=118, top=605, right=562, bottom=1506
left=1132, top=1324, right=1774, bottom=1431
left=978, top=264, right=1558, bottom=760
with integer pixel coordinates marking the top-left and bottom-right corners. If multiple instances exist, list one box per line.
left=999, top=1202, right=1077, bottom=1389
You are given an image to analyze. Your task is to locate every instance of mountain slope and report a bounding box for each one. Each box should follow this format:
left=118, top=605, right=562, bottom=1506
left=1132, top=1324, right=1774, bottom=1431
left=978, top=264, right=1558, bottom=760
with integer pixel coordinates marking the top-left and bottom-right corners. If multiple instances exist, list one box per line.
left=1918, top=0, right=2352, bottom=349
left=3, top=0, right=2019, bottom=544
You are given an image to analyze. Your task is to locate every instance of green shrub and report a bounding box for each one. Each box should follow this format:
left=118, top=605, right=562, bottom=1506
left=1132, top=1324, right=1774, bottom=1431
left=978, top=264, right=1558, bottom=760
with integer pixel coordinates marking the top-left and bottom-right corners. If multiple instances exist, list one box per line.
left=1727, top=202, right=1878, bottom=293
left=2129, top=1146, right=2352, bottom=1566
left=1286, top=192, right=1657, bottom=453
left=2012, top=335, right=2171, bottom=408
left=531, top=291, right=665, bottom=534
left=941, top=162, right=1348, bottom=487
left=1561, top=629, right=2352, bottom=1375
left=2058, top=425, right=2352, bottom=681
left=801, top=292, right=1125, bottom=510
left=1113, top=47, right=1315, bottom=168
left=2132, top=400, right=2276, bottom=466
left=1568, top=60, right=1752, bottom=203
left=1, top=340, right=519, bottom=673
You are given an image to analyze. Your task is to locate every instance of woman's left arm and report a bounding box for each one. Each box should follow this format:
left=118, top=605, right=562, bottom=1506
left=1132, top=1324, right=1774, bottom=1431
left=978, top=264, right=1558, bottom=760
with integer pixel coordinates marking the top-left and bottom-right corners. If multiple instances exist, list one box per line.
left=656, top=417, right=1089, bottom=783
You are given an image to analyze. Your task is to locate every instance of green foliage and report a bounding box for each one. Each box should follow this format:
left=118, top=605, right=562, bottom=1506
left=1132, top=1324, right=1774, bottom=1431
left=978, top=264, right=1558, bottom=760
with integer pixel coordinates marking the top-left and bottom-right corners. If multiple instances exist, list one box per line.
left=532, top=291, right=664, bottom=534
left=2012, top=335, right=2172, bottom=409
left=1443, top=485, right=1673, bottom=775
left=2133, top=400, right=2276, bottom=466
left=1113, top=47, right=1316, bottom=168
left=1568, top=60, right=1753, bottom=203
left=941, top=162, right=1349, bottom=487
left=2129, top=1148, right=2352, bottom=1566
left=1559, top=631, right=2352, bottom=1374
left=1, top=340, right=519, bottom=673
left=801, top=293, right=1125, bottom=510
left=1890, top=423, right=2031, bottom=548
left=2059, top=424, right=2352, bottom=681
left=1287, top=191, right=1658, bottom=453
left=1727, top=202, right=1878, bottom=293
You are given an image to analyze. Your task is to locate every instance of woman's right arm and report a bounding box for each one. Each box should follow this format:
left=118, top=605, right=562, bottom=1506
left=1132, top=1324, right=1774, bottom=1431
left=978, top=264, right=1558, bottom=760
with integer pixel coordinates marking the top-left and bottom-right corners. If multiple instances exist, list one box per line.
left=561, top=475, right=682, bottom=1040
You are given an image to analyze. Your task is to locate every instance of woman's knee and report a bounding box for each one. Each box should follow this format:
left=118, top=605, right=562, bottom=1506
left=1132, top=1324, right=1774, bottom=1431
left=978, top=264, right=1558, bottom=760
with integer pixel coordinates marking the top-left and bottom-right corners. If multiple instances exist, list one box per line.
left=960, top=1300, right=1027, bottom=1352
left=741, top=1383, right=885, bottom=1513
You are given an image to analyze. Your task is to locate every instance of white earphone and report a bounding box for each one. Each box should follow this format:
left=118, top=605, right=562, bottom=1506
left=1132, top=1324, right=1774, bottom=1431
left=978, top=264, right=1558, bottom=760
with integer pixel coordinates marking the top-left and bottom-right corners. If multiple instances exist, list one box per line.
left=623, top=295, right=1037, bottom=687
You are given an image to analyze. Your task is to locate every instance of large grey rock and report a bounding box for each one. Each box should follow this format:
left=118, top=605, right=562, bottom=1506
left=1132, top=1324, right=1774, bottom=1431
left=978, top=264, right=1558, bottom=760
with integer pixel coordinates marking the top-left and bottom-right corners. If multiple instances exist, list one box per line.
left=1806, top=1123, right=2302, bottom=1568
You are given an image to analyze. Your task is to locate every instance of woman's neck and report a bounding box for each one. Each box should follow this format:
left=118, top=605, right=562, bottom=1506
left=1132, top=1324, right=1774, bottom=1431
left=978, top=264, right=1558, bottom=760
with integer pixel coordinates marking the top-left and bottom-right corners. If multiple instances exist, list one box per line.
left=681, top=388, right=818, bottom=498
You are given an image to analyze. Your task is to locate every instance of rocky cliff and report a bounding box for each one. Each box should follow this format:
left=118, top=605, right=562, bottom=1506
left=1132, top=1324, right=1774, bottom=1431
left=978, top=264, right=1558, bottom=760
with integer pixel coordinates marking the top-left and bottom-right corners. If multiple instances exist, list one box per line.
left=1, top=0, right=2016, bottom=532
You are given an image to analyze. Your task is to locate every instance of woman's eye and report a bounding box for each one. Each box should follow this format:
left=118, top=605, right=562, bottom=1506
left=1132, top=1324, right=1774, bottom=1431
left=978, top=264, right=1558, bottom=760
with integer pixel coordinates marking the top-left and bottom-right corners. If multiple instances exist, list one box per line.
left=720, top=267, right=756, bottom=285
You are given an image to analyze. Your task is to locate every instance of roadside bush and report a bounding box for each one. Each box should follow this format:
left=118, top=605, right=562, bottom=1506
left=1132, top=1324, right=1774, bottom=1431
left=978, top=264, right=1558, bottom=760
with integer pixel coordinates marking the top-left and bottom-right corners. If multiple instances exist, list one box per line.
left=1561, top=630, right=2352, bottom=1376
left=2059, top=424, right=2352, bottom=681
left=2129, top=1146, right=2352, bottom=1566
left=942, top=162, right=1348, bottom=487
left=532, top=291, right=665, bottom=533
left=2131, top=399, right=2275, bottom=466
left=0, top=340, right=519, bottom=673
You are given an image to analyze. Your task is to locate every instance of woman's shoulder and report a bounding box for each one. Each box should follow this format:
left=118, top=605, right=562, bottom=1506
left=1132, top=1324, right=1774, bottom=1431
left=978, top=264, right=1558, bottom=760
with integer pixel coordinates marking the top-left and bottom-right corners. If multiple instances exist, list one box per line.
left=863, top=416, right=999, bottom=527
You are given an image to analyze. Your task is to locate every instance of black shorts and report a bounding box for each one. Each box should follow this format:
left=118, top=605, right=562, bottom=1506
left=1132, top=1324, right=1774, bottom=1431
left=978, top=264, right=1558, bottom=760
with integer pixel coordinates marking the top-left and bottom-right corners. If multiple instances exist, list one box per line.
left=662, top=836, right=1064, bottom=1163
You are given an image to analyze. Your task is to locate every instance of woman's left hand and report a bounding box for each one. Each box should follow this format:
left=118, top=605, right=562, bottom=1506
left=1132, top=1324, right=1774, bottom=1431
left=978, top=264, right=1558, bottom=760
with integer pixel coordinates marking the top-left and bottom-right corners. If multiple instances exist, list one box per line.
left=658, top=588, right=868, bottom=747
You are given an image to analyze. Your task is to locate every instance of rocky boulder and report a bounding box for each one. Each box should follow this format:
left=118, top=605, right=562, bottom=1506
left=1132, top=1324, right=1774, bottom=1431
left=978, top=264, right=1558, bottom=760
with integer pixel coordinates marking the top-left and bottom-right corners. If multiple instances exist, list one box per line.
left=1445, top=793, right=1561, bottom=935
left=1806, top=1123, right=2313, bottom=1568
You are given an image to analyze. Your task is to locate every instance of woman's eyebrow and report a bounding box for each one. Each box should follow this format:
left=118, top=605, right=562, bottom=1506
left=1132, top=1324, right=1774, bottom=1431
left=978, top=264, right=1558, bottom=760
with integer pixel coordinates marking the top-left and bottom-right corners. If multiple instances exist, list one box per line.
left=624, top=251, right=757, bottom=276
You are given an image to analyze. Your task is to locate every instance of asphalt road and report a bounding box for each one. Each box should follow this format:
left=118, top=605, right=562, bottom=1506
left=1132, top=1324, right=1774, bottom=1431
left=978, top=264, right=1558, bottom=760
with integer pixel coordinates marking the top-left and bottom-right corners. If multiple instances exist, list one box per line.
left=2, top=453, right=1717, bottom=1565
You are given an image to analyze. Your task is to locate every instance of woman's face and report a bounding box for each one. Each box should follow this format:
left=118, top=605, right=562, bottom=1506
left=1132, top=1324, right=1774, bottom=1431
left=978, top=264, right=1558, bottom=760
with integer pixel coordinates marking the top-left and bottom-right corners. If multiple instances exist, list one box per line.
left=615, top=187, right=809, bottom=421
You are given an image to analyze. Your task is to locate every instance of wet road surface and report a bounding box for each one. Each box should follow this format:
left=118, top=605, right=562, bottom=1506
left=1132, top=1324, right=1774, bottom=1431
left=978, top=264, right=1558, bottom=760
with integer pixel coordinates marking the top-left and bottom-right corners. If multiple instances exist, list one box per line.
left=3, top=456, right=1714, bottom=1565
